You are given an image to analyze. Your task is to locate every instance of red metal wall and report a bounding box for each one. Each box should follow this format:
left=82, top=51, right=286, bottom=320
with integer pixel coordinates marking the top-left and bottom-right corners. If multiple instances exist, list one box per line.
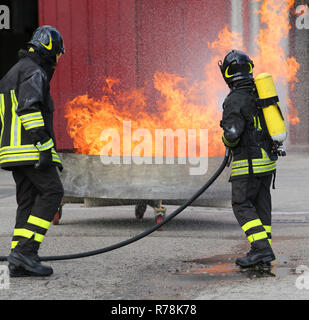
left=39, top=0, right=228, bottom=151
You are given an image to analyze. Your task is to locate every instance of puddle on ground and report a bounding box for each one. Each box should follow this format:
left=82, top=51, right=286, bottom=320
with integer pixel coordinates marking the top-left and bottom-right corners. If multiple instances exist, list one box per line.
left=174, top=254, right=295, bottom=281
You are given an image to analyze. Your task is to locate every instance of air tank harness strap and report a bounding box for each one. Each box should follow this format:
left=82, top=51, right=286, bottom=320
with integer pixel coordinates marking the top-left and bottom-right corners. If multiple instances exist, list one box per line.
left=257, top=95, right=285, bottom=121
left=256, top=96, right=279, bottom=108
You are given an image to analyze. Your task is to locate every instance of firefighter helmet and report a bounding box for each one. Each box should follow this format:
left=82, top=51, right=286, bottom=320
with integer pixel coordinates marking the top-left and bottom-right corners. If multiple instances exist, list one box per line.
left=28, top=25, right=65, bottom=57
left=218, top=50, right=254, bottom=85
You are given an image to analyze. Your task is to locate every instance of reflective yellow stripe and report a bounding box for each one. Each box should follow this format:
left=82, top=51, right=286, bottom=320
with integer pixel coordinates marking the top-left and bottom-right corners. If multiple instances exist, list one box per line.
left=264, top=225, right=271, bottom=233
left=268, top=239, right=272, bottom=245
left=225, top=66, right=233, bottom=78
left=52, top=158, right=62, bottom=164
left=222, top=133, right=230, bottom=145
left=21, top=115, right=43, bottom=122
left=9, top=90, right=21, bottom=146
left=247, top=231, right=268, bottom=243
left=14, top=228, right=34, bottom=239
left=257, top=117, right=262, bottom=131
left=34, top=233, right=44, bottom=243
left=23, top=120, right=45, bottom=130
left=222, top=133, right=239, bottom=147
left=19, top=111, right=45, bottom=131
left=0, top=151, right=61, bottom=164
left=0, top=146, right=39, bottom=159
left=0, top=152, right=40, bottom=158
left=0, top=143, right=61, bottom=165
left=0, top=147, right=38, bottom=156
left=0, top=144, right=37, bottom=151
left=254, top=116, right=262, bottom=131
left=231, top=163, right=276, bottom=176
left=52, top=155, right=61, bottom=163
left=52, top=150, right=62, bottom=164
left=232, top=159, right=275, bottom=169
left=13, top=228, right=44, bottom=243
left=36, top=138, right=54, bottom=151
left=241, top=219, right=263, bottom=232
left=19, top=112, right=43, bottom=122
left=11, top=240, right=18, bottom=249
left=261, top=148, right=268, bottom=159
left=254, top=163, right=276, bottom=173
left=231, top=147, right=276, bottom=176
left=0, top=153, right=40, bottom=163
left=232, top=160, right=248, bottom=167
left=27, top=215, right=50, bottom=230
left=0, top=94, right=4, bottom=143
left=10, top=90, right=17, bottom=146
left=12, top=91, right=22, bottom=145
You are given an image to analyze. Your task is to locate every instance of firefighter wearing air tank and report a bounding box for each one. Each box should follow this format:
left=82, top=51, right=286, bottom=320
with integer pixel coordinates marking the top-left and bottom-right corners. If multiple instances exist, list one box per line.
left=219, top=50, right=286, bottom=268
left=0, top=26, right=65, bottom=276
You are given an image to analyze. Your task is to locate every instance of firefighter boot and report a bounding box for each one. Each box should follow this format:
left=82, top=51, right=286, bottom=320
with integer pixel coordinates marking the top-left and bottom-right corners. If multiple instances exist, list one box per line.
left=8, top=261, right=36, bottom=277
left=8, top=251, right=53, bottom=277
left=8, top=252, right=42, bottom=277
left=235, top=241, right=275, bottom=268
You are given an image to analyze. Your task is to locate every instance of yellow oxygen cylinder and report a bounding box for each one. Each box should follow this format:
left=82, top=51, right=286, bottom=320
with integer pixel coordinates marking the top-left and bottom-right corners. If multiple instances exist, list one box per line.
left=254, top=73, right=287, bottom=144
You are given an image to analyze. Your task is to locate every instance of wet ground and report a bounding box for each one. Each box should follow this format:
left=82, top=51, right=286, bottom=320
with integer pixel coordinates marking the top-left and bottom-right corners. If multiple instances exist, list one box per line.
left=178, top=254, right=295, bottom=281
left=0, top=152, right=308, bottom=300
left=0, top=204, right=308, bottom=300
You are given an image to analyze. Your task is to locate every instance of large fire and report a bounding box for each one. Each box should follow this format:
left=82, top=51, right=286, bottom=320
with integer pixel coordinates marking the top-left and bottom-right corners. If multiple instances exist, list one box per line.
left=65, top=0, right=300, bottom=157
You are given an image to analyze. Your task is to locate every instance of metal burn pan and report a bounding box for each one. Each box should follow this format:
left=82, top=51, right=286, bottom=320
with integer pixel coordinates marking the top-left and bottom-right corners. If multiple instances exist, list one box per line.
left=54, top=153, right=231, bottom=225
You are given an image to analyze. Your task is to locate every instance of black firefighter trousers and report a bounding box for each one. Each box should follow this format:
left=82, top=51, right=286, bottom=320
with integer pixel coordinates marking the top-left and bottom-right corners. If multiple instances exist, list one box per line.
left=231, top=174, right=273, bottom=250
left=11, top=165, right=64, bottom=255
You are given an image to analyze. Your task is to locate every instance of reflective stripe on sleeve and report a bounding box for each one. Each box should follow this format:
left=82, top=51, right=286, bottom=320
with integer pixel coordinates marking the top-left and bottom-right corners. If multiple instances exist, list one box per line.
left=23, top=120, right=45, bottom=130
left=19, top=112, right=43, bottom=122
left=222, top=133, right=240, bottom=148
left=36, top=138, right=54, bottom=151
left=19, top=111, right=45, bottom=131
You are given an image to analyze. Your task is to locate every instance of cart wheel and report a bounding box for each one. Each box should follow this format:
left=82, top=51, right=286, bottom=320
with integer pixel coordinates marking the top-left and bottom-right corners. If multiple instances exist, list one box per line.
left=52, top=205, right=63, bottom=225
left=135, top=202, right=147, bottom=220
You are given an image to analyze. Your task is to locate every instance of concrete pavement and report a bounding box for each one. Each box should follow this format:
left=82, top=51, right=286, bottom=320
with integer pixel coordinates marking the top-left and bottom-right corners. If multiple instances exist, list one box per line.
left=0, top=151, right=308, bottom=300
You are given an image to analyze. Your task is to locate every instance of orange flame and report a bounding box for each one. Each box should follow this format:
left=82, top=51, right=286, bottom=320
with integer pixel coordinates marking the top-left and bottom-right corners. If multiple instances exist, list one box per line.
left=65, top=0, right=300, bottom=156
left=251, top=0, right=300, bottom=126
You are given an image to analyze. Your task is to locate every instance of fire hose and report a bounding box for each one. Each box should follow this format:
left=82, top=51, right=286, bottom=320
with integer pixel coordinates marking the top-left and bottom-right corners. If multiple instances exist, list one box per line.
left=0, top=147, right=232, bottom=262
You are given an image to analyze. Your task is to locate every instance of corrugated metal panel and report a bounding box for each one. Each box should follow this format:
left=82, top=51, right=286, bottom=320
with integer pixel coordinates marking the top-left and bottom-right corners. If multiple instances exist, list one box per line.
left=183, top=0, right=230, bottom=81
left=39, top=0, right=228, bottom=151
left=39, top=0, right=73, bottom=150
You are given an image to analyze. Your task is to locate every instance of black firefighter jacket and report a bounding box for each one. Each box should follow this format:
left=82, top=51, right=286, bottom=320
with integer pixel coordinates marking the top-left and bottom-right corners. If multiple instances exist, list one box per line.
left=220, top=84, right=276, bottom=180
left=0, top=50, right=62, bottom=170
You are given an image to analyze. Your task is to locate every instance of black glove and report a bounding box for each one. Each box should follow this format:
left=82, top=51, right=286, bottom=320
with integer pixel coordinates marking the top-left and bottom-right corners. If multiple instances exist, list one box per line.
left=34, top=149, right=53, bottom=170
left=28, top=128, right=60, bottom=170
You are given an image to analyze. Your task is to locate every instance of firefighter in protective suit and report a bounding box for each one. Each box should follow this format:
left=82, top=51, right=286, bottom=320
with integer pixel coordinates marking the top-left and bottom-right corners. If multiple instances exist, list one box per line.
left=0, top=26, right=65, bottom=276
left=219, top=50, right=276, bottom=268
